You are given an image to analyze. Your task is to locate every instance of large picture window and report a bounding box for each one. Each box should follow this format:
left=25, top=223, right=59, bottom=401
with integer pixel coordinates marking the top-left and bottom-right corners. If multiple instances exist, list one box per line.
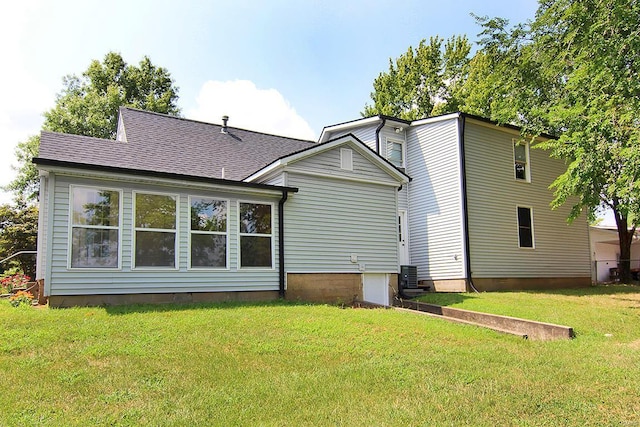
left=239, top=202, right=273, bottom=268
left=70, top=186, right=121, bottom=268
left=190, top=197, right=228, bottom=268
left=517, top=206, right=534, bottom=249
left=134, top=192, right=177, bottom=268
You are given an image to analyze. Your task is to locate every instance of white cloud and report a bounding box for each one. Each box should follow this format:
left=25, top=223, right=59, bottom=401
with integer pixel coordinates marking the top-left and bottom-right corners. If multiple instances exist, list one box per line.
left=187, top=80, right=316, bottom=141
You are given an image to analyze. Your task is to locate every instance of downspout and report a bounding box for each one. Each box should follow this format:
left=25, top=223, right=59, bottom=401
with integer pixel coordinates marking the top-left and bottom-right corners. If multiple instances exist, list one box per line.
left=278, top=190, right=289, bottom=298
left=375, top=117, right=387, bottom=155
left=458, top=115, right=478, bottom=293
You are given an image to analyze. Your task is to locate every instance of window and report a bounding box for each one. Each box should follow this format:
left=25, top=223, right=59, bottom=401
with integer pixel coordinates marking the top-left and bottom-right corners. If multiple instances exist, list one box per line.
left=190, top=197, right=228, bottom=268
left=387, top=139, right=405, bottom=168
left=514, top=140, right=530, bottom=181
left=134, top=192, right=177, bottom=268
left=340, top=148, right=353, bottom=171
left=69, top=186, right=121, bottom=268
left=517, top=207, right=534, bottom=248
left=239, top=202, right=273, bottom=268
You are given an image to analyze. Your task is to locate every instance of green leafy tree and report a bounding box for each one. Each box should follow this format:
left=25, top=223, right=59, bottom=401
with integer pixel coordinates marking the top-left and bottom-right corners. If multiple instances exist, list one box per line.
left=7, top=51, right=180, bottom=202
left=362, top=36, right=472, bottom=120
left=0, top=202, right=38, bottom=278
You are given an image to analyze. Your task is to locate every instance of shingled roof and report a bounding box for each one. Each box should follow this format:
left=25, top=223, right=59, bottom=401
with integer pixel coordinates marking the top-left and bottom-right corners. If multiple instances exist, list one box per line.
left=37, top=108, right=316, bottom=181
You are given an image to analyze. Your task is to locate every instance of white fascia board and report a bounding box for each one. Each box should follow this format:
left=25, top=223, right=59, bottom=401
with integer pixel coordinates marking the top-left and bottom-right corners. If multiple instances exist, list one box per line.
left=318, top=116, right=382, bottom=143
left=243, top=160, right=284, bottom=182
left=246, top=135, right=410, bottom=184
left=410, top=112, right=461, bottom=127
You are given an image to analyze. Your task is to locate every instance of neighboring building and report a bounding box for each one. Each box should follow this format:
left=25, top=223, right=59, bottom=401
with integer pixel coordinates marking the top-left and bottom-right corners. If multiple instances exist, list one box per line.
left=34, top=108, right=592, bottom=307
left=590, top=225, right=640, bottom=283
left=320, top=113, right=592, bottom=291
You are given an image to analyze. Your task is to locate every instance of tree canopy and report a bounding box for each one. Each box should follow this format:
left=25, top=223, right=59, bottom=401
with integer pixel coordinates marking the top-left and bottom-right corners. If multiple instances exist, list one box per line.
left=7, top=52, right=181, bottom=203
left=2, top=52, right=180, bottom=277
left=362, top=36, right=472, bottom=120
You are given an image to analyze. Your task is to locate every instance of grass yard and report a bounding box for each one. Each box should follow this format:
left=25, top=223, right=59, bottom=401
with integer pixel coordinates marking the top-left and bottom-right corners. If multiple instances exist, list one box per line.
left=1, top=286, right=639, bottom=426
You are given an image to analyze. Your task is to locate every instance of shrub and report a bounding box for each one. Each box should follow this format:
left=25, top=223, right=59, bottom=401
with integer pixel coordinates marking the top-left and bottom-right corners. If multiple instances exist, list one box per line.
left=9, top=290, right=34, bottom=307
left=0, top=273, right=30, bottom=294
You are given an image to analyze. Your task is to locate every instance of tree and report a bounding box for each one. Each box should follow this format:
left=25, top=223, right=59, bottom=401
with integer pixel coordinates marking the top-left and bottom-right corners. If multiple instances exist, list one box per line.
left=7, top=52, right=181, bottom=202
left=470, top=1, right=640, bottom=282
left=0, top=202, right=38, bottom=278
left=362, top=36, right=472, bottom=120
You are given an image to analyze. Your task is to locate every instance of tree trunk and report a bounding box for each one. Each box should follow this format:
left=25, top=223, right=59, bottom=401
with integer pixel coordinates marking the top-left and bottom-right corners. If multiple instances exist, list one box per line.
left=614, top=208, right=635, bottom=283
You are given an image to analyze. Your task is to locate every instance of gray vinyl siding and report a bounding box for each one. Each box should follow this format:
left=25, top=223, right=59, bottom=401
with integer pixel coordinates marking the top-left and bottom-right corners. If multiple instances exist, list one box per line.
left=285, top=173, right=399, bottom=273
left=287, top=145, right=395, bottom=183
left=326, top=125, right=378, bottom=151
left=406, top=119, right=466, bottom=281
left=464, top=121, right=591, bottom=278
left=47, top=173, right=281, bottom=295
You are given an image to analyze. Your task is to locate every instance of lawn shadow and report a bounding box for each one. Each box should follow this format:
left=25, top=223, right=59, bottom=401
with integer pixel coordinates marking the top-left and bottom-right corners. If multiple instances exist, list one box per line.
left=102, top=298, right=317, bottom=316
left=413, top=292, right=477, bottom=306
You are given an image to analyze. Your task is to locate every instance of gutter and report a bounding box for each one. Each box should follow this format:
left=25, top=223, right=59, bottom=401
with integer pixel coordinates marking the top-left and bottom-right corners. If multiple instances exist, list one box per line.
left=278, top=190, right=290, bottom=298
left=374, top=117, right=387, bottom=154
left=458, top=115, right=477, bottom=292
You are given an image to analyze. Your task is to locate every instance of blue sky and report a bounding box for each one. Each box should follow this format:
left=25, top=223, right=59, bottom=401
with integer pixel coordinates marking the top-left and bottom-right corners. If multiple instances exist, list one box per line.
left=0, top=0, right=541, bottom=204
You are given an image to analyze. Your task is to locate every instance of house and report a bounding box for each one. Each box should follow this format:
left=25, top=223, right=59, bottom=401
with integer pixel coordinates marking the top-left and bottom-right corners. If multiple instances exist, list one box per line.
left=34, top=108, right=409, bottom=307
left=590, top=225, right=640, bottom=283
left=34, top=108, right=592, bottom=307
left=319, top=113, right=592, bottom=291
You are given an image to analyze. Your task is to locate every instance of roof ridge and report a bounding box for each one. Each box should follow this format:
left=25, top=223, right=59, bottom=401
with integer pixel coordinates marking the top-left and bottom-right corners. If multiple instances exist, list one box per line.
left=120, top=107, right=317, bottom=143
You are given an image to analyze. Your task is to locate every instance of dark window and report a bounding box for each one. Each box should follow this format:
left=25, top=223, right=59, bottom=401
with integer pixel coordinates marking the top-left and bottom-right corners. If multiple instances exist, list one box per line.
left=517, top=207, right=534, bottom=248
left=239, top=203, right=272, bottom=268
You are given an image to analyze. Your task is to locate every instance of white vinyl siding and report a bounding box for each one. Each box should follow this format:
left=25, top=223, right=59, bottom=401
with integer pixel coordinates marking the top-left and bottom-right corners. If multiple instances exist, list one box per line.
left=285, top=173, right=399, bottom=273
left=406, top=119, right=466, bottom=281
left=464, top=121, right=591, bottom=278
left=46, top=174, right=280, bottom=295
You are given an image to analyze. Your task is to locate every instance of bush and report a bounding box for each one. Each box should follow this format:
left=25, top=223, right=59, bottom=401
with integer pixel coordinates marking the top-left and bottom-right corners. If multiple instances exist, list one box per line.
left=9, top=290, right=34, bottom=307
left=0, top=273, right=31, bottom=294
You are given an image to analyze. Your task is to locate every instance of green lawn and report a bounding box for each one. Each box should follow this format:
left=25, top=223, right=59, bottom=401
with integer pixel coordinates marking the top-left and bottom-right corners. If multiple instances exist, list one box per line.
left=1, top=286, right=639, bottom=426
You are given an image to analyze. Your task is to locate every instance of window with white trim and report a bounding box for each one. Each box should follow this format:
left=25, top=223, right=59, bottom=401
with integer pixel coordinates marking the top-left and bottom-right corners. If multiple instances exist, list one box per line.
left=387, top=139, right=405, bottom=168
left=190, top=197, right=227, bottom=268
left=514, top=140, right=530, bottom=181
left=517, top=206, right=534, bottom=248
left=239, top=202, right=273, bottom=268
left=134, top=192, right=177, bottom=268
left=70, top=186, right=121, bottom=268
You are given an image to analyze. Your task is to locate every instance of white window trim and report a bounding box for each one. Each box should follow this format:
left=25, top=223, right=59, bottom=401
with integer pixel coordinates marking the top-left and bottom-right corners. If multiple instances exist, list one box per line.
left=67, top=184, right=123, bottom=270
left=187, top=195, right=230, bottom=270
left=132, top=190, right=180, bottom=270
left=237, top=200, right=275, bottom=270
left=340, top=147, right=353, bottom=171
left=386, top=137, right=406, bottom=169
left=516, top=205, right=535, bottom=250
left=513, top=139, right=531, bottom=182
